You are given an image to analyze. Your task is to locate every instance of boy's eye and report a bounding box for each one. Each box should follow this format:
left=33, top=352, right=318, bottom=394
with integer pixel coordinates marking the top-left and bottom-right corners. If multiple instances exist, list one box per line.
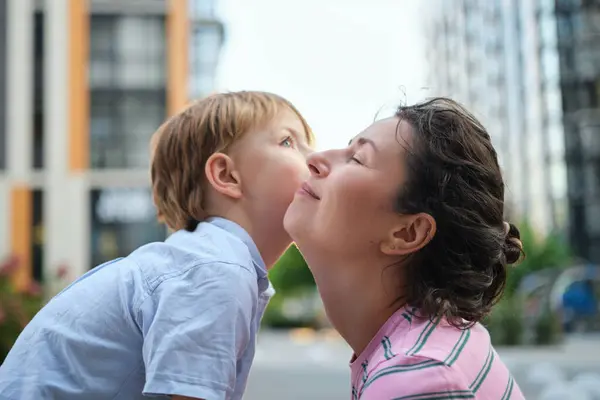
left=280, top=136, right=294, bottom=148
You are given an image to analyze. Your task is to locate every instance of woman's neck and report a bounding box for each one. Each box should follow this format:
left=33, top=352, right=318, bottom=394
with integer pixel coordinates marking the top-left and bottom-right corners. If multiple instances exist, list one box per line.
left=313, top=263, right=404, bottom=358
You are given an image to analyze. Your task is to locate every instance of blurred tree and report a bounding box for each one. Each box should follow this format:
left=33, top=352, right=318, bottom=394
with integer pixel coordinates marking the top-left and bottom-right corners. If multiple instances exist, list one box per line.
left=504, top=221, right=572, bottom=298
left=263, top=244, right=317, bottom=328
left=485, top=296, right=524, bottom=346
left=0, top=256, right=42, bottom=362
left=269, top=244, right=314, bottom=294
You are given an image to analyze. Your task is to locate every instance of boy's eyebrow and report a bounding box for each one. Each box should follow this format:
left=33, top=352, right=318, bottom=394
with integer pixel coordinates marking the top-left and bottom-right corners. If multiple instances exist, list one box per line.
left=284, top=127, right=308, bottom=143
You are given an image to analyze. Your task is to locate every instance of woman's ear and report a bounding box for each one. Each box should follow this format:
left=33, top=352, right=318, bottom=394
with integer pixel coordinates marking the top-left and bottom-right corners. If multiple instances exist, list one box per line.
left=381, top=213, right=436, bottom=256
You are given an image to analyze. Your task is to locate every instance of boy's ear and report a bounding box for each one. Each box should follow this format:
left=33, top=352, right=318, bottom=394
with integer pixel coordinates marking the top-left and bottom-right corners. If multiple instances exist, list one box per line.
left=204, top=152, right=243, bottom=199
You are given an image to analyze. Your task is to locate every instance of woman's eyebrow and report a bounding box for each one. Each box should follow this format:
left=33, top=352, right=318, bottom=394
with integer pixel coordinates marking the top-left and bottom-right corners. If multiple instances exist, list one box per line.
left=348, top=137, right=378, bottom=152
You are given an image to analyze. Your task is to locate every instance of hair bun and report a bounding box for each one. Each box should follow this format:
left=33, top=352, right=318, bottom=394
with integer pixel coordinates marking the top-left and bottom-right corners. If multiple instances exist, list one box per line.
left=503, top=222, right=524, bottom=264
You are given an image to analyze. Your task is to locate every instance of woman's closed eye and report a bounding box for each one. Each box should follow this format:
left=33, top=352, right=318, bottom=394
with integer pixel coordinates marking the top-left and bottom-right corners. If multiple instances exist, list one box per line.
left=350, top=155, right=363, bottom=165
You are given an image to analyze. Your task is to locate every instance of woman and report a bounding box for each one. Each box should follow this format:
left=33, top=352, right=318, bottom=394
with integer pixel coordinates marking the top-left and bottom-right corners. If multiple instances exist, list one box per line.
left=284, top=97, right=525, bottom=399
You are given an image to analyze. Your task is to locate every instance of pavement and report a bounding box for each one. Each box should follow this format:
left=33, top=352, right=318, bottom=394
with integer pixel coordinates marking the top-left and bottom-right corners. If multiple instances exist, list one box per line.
left=243, top=330, right=600, bottom=400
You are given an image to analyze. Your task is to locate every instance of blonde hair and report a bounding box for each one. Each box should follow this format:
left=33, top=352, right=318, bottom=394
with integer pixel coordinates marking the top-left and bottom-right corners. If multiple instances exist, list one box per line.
left=150, top=91, right=314, bottom=231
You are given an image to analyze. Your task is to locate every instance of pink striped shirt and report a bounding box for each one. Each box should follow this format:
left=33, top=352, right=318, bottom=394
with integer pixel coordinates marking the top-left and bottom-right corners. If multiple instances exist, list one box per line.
left=350, top=306, right=525, bottom=400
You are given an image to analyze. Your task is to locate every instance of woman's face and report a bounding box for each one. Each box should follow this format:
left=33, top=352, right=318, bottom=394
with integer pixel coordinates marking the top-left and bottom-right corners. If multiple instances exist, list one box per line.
left=284, top=117, right=429, bottom=271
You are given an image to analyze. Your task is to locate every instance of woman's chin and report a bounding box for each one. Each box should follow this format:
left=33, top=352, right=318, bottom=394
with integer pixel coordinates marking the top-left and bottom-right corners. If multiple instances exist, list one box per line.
left=283, top=200, right=308, bottom=239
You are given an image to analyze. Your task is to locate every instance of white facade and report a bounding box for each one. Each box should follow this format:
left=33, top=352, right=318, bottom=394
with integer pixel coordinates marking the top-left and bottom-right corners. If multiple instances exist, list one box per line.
left=424, top=0, right=567, bottom=235
left=0, top=0, right=223, bottom=290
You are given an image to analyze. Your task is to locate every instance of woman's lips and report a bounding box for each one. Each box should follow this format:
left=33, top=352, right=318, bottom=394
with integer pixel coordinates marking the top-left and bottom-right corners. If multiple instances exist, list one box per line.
left=299, top=182, right=320, bottom=200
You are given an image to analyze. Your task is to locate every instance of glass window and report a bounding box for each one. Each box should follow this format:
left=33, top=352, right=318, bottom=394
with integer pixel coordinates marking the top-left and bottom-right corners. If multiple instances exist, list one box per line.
left=89, top=15, right=167, bottom=169
left=567, top=161, right=584, bottom=199
left=0, top=0, right=6, bottom=170
left=550, top=161, right=568, bottom=205
left=585, top=201, right=600, bottom=235
left=540, top=14, right=557, bottom=47
left=541, top=48, right=560, bottom=83
left=547, top=122, right=566, bottom=159
left=90, top=187, right=166, bottom=268
left=580, top=124, right=600, bottom=160
left=545, top=87, right=563, bottom=116
left=561, top=81, right=580, bottom=112
left=557, top=14, right=573, bottom=42
left=190, top=23, right=223, bottom=98
left=580, top=80, right=599, bottom=108
left=89, top=16, right=115, bottom=88
left=90, top=16, right=165, bottom=90
left=32, top=189, right=44, bottom=283
left=90, top=90, right=165, bottom=168
left=115, top=17, right=165, bottom=90
left=539, top=0, right=556, bottom=14
left=190, top=0, right=217, bottom=17
left=33, top=12, right=44, bottom=169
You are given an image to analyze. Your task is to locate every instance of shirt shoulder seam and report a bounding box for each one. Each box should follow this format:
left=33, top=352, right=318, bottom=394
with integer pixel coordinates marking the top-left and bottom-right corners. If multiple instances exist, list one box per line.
left=132, top=259, right=256, bottom=316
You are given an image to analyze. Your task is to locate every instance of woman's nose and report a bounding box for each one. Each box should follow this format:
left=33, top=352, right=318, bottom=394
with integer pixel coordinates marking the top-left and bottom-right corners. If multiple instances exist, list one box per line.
left=306, top=150, right=331, bottom=178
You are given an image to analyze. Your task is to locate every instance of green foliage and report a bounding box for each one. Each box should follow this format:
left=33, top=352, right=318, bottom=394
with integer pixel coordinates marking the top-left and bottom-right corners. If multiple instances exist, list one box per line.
left=485, top=296, right=525, bottom=346
left=263, top=245, right=317, bottom=328
left=269, top=244, right=314, bottom=295
left=0, top=256, right=43, bottom=362
left=487, top=220, right=572, bottom=346
left=504, top=222, right=572, bottom=298
left=533, top=307, right=562, bottom=345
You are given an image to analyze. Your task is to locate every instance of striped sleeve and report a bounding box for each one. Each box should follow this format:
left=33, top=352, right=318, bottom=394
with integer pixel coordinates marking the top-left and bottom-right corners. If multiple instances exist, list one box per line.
left=359, top=360, right=474, bottom=400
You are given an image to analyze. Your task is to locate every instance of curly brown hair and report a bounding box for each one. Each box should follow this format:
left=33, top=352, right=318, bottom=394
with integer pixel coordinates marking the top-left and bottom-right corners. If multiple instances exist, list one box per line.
left=395, top=97, right=524, bottom=328
left=150, top=91, right=314, bottom=231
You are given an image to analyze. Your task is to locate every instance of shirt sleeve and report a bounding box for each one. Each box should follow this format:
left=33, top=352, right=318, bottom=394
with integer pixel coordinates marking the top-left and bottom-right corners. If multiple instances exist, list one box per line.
left=359, top=360, right=473, bottom=400
left=139, top=262, right=257, bottom=400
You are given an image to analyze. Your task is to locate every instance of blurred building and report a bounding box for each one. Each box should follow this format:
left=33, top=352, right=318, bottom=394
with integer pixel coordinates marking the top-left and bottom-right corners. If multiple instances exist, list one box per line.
left=424, top=0, right=569, bottom=238
left=0, top=0, right=224, bottom=290
left=555, top=0, right=600, bottom=261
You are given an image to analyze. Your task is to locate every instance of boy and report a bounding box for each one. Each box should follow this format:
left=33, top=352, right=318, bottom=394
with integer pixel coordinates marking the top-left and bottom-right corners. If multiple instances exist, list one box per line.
left=0, top=91, right=314, bottom=399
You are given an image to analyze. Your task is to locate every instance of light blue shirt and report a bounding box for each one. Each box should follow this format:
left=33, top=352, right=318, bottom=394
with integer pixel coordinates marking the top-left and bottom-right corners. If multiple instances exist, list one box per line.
left=0, top=217, right=273, bottom=400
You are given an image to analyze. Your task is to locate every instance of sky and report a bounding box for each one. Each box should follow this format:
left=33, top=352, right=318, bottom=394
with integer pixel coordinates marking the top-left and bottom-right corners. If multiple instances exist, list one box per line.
left=215, top=0, right=430, bottom=151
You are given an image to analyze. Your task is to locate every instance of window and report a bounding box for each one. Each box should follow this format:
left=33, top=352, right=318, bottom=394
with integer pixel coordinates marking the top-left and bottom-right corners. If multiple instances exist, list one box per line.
left=90, top=16, right=165, bottom=90
left=539, top=14, right=557, bottom=48
left=189, top=0, right=217, bottom=17
left=567, top=162, right=585, bottom=199
left=557, top=14, right=574, bottom=42
left=581, top=124, right=600, bottom=159
left=581, top=80, right=598, bottom=108
left=541, top=48, right=560, bottom=84
left=539, top=0, right=556, bottom=14
left=32, top=189, right=44, bottom=283
left=90, top=90, right=165, bottom=168
left=550, top=161, right=568, bottom=202
left=585, top=198, right=600, bottom=236
left=33, top=12, right=44, bottom=169
left=545, top=87, right=563, bottom=116
left=89, top=15, right=166, bottom=169
left=190, top=23, right=223, bottom=98
left=547, top=122, right=566, bottom=160
left=90, top=188, right=166, bottom=268
left=0, top=0, right=6, bottom=170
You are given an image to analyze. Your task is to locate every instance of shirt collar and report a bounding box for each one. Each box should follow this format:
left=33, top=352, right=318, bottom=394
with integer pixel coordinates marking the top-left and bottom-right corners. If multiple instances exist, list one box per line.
left=204, top=217, right=268, bottom=281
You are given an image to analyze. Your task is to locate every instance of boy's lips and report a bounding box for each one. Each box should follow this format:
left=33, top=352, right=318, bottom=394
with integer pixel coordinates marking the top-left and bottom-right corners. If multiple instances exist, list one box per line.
left=299, top=182, right=320, bottom=200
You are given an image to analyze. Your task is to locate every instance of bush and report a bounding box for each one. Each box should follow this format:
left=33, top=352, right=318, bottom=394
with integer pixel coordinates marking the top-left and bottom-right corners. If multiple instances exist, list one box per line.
left=268, top=244, right=314, bottom=293
left=485, top=296, right=525, bottom=346
left=504, top=222, right=572, bottom=298
left=0, top=256, right=43, bottom=362
left=263, top=244, right=317, bottom=328
left=534, top=307, right=562, bottom=345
